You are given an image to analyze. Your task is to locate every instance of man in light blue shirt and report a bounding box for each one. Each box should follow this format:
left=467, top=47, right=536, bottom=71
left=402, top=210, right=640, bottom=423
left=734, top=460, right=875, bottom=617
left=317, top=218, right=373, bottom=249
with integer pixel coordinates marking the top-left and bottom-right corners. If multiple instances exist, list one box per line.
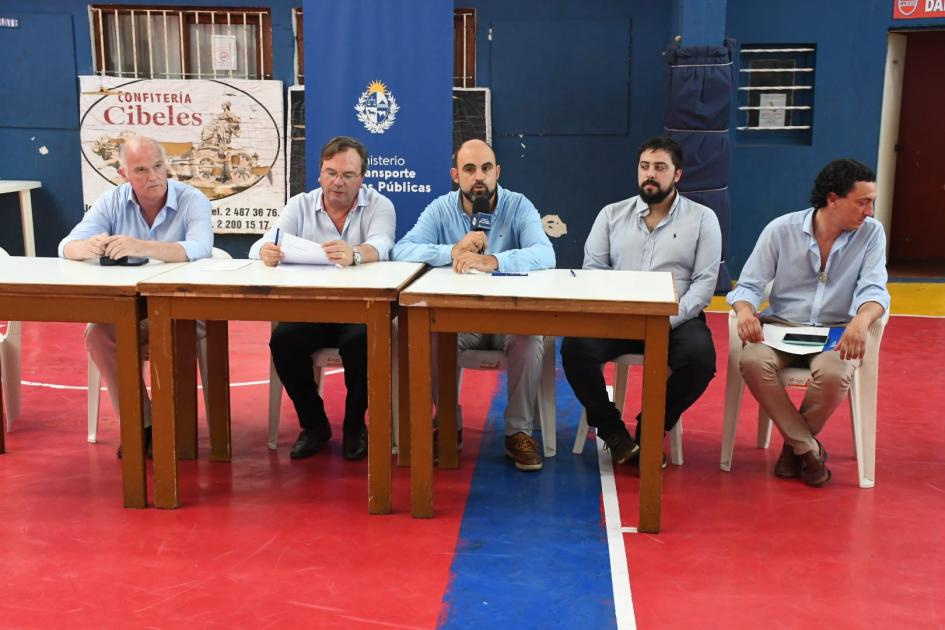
left=251, top=136, right=395, bottom=462
left=60, top=135, right=213, bottom=456
left=561, top=136, right=721, bottom=465
left=392, top=139, right=555, bottom=471
left=728, top=158, right=890, bottom=487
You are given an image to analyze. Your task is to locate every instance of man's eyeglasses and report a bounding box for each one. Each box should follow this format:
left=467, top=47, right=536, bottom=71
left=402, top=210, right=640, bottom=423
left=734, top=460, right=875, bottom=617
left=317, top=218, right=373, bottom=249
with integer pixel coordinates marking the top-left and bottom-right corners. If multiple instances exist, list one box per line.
left=322, top=168, right=361, bottom=183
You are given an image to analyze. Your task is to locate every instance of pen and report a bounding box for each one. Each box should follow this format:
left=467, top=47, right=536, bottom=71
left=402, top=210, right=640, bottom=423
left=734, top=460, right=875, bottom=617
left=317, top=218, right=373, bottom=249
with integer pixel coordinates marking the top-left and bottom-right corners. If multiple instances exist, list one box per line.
left=492, top=272, right=528, bottom=277
left=274, top=228, right=281, bottom=246
left=570, top=269, right=576, bottom=277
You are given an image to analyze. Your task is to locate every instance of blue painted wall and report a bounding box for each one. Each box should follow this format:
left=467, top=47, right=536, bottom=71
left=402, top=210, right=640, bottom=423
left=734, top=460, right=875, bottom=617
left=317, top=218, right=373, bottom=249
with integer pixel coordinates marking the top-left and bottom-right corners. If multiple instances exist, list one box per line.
left=725, top=0, right=945, bottom=275
left=455, top=0, right=673, bottom=269
left=0, top=0, right=298, bottom=258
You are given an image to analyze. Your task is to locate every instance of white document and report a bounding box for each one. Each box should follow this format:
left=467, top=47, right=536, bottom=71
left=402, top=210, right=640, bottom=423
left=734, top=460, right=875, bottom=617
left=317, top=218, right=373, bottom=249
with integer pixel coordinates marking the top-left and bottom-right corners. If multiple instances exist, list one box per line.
left=762, top=324, right=830, bottom=355
left=200, top=259, right=253, bottom=272
left=280, top=233, right=331, bottom=265
left=759, top=93, right=787, bottom=128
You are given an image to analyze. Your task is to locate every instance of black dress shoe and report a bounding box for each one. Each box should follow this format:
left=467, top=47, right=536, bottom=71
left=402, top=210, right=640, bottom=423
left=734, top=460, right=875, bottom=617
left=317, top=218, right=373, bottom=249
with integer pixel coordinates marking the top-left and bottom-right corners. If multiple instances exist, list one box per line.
left=116, top=426, right=152, bottom=460
left=290, top=427, right=332, bottom=460
left=342, top=425, right=368, bottom=461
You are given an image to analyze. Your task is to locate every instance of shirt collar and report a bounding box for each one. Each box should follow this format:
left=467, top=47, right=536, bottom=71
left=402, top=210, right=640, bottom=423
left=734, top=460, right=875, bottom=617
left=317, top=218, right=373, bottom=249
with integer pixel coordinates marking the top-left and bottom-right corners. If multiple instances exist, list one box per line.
left=455, top=184, right=504, bottom=216
left=316, top=185, right=366, bottom=214
left=632, top=189, right=681, bottom=218
left=125, top=180, right=175, bottom=215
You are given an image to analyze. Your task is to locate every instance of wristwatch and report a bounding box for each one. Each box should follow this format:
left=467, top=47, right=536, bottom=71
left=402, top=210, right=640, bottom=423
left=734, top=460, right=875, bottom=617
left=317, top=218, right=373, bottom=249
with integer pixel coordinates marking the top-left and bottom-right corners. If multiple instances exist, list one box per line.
left=352, top=247, right=362, bottom=266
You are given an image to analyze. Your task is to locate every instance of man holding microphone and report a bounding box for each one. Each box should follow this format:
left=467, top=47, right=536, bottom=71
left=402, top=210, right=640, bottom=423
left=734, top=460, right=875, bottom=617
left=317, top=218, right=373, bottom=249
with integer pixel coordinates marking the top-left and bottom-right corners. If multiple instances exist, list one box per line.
left=392, top=139, right=555, bottom=471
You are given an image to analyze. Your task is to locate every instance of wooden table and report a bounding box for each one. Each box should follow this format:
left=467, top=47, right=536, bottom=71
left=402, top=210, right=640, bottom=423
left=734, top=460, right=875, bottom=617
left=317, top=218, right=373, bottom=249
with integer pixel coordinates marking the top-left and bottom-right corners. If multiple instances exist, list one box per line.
left=399, top=268, right=678, bottom=532
left=0, top=181, right=41, bottom=257
left=138, top=259, right=426, bottom=513
left=0, top=257, right=185, bottom=507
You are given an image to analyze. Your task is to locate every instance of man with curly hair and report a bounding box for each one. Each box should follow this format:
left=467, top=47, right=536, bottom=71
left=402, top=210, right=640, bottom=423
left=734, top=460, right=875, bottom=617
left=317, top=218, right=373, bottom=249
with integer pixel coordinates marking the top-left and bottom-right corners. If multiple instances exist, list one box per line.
left=727, top=159, right=890, bottom=487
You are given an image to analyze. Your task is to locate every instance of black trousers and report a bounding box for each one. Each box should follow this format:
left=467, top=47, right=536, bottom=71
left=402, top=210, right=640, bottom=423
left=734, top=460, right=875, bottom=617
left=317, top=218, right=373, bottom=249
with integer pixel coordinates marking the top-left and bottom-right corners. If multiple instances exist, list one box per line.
left=269, top=322, right=368, bottom=433
left=560, top=314, right=716, bottom=442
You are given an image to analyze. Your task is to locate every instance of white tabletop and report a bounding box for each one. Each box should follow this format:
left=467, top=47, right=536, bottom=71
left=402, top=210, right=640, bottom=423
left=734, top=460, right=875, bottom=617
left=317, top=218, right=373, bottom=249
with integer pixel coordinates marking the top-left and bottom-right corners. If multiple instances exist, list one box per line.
left=401, top=267, right=678, bottom=305
left=0, top=256, right=185, bottom=291
left=138, top=259, right=426, bottom=292
left=0, top=180, right=42, bottom=194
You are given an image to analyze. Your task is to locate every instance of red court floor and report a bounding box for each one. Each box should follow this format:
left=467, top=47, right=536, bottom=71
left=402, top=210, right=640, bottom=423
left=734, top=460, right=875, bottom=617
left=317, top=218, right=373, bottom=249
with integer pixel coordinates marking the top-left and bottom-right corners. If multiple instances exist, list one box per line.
left=0, top=312, right=942, bottom=628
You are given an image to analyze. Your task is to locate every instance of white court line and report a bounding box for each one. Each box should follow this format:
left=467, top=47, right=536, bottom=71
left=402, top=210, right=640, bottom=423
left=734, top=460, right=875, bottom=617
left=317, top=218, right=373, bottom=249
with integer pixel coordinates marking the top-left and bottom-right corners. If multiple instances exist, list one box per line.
left=597, top=435, right=637, bottom=630
left=19, top=369, right=344, bottom=391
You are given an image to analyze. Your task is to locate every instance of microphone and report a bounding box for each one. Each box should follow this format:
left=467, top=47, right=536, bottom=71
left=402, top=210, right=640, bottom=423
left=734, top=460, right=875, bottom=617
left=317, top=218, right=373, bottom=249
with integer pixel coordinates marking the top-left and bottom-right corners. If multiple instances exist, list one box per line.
left=471, top=196, right=493, bottom=233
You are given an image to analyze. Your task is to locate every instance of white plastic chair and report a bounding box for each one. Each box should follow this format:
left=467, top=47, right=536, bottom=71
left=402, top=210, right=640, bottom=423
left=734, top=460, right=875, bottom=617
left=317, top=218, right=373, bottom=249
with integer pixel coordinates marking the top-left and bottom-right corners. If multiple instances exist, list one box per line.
left=456, top=334, right=558, bottom=457
left=86, top=247, right=230, bottom=443
left=572, top=353, right=683, bottom=464
left=719, top=309, right=889, bottom=488
left=0, top=247, right=22, bottom=430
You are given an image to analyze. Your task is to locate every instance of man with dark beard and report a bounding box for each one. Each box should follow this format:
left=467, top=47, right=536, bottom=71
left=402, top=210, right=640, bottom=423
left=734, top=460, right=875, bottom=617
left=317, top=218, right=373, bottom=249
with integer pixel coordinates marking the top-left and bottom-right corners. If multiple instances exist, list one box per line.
left=561, top=136, right=721, bottom=464
left=392, top=139, right=555, bottom=471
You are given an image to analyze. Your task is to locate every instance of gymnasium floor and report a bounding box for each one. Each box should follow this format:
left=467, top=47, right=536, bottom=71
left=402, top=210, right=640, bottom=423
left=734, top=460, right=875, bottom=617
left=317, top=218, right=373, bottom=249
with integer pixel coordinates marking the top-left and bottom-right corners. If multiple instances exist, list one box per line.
left=0, top=282, right=942, bottom=628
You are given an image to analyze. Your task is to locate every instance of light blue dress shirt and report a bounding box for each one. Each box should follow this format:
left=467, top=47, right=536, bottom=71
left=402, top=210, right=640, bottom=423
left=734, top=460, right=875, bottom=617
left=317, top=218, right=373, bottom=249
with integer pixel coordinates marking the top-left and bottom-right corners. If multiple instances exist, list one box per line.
left=58, top=179, right=213, bottom=261
left=584, top=193, right=722, bottom=329
left=391, top=185, right=555, bottom=272
left=727, top=208, right=890, bottom=325
left=249, top=185, right=395, bottom=260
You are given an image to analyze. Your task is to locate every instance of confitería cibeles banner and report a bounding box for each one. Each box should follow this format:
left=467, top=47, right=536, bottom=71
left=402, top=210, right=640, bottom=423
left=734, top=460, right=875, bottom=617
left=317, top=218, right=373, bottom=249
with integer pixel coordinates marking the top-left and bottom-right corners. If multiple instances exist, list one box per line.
left=78, top=75, right=284, bottom=234
left=303, top=0, right=453, bottom=236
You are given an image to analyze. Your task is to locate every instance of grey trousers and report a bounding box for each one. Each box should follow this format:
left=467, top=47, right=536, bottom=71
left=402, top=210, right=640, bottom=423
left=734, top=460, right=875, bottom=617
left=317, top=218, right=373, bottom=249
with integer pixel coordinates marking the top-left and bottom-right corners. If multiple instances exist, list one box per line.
left=433, top=333, right=544, bottom=436
left=739, top=342, right=857, bottom=455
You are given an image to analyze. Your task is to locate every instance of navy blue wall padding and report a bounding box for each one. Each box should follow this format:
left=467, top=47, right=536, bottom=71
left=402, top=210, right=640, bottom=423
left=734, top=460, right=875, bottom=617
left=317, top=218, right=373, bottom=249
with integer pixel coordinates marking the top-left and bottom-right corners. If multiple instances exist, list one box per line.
left=667, top=130, right=731, bottom=191
left=663, top=46, right=733, bottom=131
left=664, top=40, right=736, bottom=292
left=681, top=189, right=731, bottom=286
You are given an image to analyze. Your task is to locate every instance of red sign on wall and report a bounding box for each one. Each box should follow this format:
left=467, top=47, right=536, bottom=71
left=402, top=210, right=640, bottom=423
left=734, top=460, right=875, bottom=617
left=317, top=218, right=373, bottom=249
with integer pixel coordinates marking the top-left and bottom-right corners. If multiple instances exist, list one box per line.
left=894, top=0, right=945, bottom=19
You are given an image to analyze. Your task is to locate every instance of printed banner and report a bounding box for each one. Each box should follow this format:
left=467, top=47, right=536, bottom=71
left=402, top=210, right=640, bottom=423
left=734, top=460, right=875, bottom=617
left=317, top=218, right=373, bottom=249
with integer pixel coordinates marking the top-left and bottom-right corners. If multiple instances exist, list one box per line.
left=894, top=0, right=945, bottom=18
left=303, top=0, right=453, bottom=237
left=78, top=75, right=285, bottom=234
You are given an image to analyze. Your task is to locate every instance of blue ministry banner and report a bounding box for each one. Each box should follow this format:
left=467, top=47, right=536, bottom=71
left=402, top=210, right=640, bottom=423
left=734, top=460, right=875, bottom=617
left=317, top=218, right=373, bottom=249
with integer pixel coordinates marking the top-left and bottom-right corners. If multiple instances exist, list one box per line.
left=304, top=0, right=453, bottom=237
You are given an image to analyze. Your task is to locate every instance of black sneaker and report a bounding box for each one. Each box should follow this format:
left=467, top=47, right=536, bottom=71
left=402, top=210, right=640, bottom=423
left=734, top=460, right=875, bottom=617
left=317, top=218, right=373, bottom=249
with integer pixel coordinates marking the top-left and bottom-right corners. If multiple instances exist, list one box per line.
left=602, top=427, right=639, bottom=465
left=116, top=426, right=152, bottom=460
left=432, top=427, right=463, bottom=464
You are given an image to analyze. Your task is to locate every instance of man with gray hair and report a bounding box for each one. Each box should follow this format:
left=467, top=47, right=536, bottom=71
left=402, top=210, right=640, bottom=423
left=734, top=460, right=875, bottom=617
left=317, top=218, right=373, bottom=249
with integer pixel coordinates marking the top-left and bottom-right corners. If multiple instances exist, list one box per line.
left=60, top=135, right=213, bottom=456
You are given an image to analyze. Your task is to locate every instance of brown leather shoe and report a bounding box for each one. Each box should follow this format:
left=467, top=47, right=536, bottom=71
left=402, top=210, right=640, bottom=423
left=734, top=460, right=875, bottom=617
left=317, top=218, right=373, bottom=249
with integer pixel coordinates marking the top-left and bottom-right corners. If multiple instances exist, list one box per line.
left=774, top=443, right=802, bottom=478
left=800, top=440, right=831, bottom=487
left=505, top=432, right=543, bottom=471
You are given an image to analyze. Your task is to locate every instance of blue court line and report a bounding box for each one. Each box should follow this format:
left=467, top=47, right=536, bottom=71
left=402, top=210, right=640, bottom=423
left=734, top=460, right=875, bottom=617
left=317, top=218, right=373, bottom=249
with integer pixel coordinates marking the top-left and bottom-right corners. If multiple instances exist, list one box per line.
left=439, top=363, right=618, bottom=628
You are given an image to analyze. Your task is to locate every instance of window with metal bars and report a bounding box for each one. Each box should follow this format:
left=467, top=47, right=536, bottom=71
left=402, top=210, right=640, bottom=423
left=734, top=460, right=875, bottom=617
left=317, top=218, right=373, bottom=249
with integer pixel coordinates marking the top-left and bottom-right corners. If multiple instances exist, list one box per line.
left=90, top=5, right=273, bottom=80
left=737, top=44, right=815, bottom=144
left=291, top=7, right=475, bottom=87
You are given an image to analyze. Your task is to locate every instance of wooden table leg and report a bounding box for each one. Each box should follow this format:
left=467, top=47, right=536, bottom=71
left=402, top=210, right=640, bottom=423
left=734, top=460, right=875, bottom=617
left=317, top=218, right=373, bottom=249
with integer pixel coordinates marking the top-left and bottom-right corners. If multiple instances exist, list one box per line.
left=367, top=302, right=392, bottom=515
left=639, top=315, right=669, bottom=533
left=205, top=320, right=231, bottom=462
left=149, top=296, right=180, bottom=509
left=116, top=298, right=147, bottom=508
left=173, top=320, right=198, bottom=460
left=409, top=308, right=434, bottom=518
left=397, top=307, right=411, bottom=467
left=436, top=331, right=459, bottom=469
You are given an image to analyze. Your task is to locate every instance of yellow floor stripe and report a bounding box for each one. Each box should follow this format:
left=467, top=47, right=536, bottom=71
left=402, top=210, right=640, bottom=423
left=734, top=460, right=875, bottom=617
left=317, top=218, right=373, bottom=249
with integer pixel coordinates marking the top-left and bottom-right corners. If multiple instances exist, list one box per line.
left=707, top=282, right=945, bottom=317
